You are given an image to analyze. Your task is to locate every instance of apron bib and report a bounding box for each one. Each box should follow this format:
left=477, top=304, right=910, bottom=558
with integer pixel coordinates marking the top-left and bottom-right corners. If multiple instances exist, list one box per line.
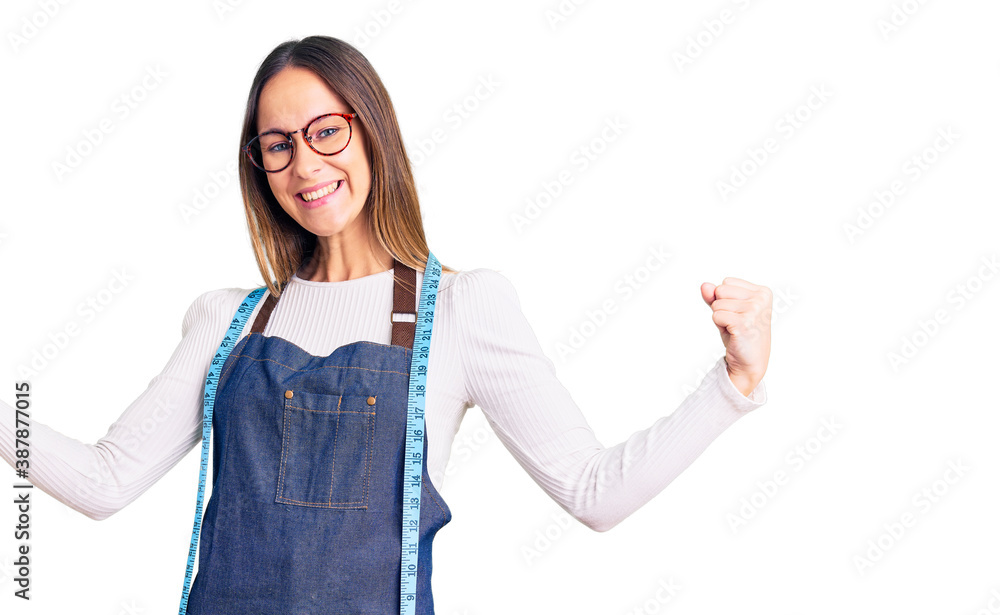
left=181, top=256, right=451, bottom=614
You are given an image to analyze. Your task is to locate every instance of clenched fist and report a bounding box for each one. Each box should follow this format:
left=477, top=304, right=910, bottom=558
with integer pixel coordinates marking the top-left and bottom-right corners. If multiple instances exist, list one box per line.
left=700, top=277, right=772, bottom=397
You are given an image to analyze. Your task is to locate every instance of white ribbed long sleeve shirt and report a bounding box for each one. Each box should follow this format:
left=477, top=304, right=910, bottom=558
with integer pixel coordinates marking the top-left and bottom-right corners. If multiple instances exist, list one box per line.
left=0, top=266, right=766, bottom=532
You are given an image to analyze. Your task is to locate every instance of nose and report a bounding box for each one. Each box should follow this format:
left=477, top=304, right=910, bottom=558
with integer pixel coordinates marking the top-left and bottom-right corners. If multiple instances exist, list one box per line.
left=288, top=130, right=324, bottom=177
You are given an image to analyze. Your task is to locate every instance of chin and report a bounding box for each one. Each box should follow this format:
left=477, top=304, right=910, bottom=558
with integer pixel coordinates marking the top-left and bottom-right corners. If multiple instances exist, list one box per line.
left=304, top=215, right=364, bottom=239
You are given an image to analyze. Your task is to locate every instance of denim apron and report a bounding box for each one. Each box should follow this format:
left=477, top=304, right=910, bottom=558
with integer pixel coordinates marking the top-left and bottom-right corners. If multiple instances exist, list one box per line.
left=185, top=259, right=452, bottom=614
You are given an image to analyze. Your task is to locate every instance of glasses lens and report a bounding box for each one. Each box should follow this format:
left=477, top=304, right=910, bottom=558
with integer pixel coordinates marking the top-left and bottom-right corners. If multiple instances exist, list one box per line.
left=248, top=132, right=292, bottom=172
left=307, top=115, right=351, bottom=155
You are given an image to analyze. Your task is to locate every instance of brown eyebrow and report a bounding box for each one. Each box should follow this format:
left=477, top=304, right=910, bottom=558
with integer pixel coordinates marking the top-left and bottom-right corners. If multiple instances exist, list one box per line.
left=258, top=111, right=351, bottom=135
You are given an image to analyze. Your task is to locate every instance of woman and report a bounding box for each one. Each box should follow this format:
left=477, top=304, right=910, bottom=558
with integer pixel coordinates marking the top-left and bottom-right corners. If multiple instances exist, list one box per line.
left=0, top=35, right=770, bottom=612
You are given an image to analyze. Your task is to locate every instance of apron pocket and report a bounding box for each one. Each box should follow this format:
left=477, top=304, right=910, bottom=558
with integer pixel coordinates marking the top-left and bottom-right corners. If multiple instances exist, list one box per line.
left=276, top=389, right=376, bottom=509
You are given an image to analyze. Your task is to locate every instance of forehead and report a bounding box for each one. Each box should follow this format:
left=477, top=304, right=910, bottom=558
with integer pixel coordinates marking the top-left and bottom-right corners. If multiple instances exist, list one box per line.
left=256, top=66, right=350, bottom=133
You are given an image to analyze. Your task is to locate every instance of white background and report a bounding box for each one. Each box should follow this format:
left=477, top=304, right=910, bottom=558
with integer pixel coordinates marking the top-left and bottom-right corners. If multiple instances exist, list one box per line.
left=1, top=0, right=999, bottom=613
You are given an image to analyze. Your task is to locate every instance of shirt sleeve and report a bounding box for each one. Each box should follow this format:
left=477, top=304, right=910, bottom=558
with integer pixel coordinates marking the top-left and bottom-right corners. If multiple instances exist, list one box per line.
left=0, top=288, right=246, bottom=521
left=453, top=268, right=767, bottom=532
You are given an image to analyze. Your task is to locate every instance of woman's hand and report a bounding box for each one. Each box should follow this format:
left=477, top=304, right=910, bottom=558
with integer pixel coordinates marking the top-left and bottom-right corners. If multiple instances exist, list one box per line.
left=700, top=277, right=772, bottom=397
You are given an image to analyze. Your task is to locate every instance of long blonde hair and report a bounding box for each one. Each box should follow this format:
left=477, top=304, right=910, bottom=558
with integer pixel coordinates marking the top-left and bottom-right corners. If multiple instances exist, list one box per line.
left=237, top=35, right=457, bottom=298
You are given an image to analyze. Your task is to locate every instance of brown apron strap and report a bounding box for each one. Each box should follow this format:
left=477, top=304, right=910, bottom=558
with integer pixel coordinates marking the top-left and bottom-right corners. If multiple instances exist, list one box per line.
left=245, top=258, right=417, bottom=350
left=391, top=258, right=416, bottom=351
left=248, top=292, right=278, bottom=335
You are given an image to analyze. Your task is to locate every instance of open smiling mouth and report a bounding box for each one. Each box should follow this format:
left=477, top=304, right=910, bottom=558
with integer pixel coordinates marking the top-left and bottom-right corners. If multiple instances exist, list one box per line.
left=298, top=180, right=344, bottom=204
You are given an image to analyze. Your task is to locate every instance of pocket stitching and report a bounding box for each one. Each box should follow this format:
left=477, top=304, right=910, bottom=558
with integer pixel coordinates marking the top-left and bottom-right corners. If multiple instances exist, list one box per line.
left=276, top=393, right=375, bottom=509
left=327, top=395, right=342, bottom=506
left=275, top=396, right=292, bottom=502
left=365, top=402, right=374, bottom=505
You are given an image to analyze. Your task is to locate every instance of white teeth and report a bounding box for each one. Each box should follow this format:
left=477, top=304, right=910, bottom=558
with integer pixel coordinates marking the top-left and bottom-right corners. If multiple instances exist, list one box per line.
left=301, top=181, right=341, bottom=202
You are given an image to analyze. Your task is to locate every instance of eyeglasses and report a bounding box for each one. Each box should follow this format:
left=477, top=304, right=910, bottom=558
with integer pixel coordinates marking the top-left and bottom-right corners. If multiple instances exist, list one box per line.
left=243, top=112, right=358, bottom=173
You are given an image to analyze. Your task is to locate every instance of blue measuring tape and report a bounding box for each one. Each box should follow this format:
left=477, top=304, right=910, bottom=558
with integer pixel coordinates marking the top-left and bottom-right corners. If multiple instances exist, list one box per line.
left=178, top=286, right=266, bottom=614
left=399, top=251, right=441, bottom=614
left=177, top=252, right=441, bottom=614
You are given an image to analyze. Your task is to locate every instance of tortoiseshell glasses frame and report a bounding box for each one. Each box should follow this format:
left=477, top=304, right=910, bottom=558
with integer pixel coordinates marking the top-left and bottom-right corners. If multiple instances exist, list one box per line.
left=242, top=112, right=358, bottom=173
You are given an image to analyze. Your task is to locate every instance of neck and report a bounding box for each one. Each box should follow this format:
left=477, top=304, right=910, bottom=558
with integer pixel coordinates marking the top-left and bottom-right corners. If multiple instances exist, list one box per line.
left=297, top=234, right=393, bottom=283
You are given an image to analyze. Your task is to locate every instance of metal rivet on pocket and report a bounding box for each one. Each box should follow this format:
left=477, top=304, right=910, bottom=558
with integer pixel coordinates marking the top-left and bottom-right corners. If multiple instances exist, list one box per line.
left=367, top=396, right=376, bottom=405
left=285, top=390, right=293, bottom=399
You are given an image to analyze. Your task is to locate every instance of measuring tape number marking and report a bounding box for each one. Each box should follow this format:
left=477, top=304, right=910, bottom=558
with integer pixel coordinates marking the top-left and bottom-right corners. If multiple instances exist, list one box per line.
left=399, top=251, right=441, bottom=615
left=178, top=252, right=441, bottom=615
left=178, top=286, right=265, bottom=614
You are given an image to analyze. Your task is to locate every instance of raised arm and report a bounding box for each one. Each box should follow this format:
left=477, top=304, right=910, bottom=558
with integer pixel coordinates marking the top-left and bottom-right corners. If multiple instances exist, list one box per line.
left=0, top=288, right=246, bottom=520
left=453, top=269, right=766, bottom=533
